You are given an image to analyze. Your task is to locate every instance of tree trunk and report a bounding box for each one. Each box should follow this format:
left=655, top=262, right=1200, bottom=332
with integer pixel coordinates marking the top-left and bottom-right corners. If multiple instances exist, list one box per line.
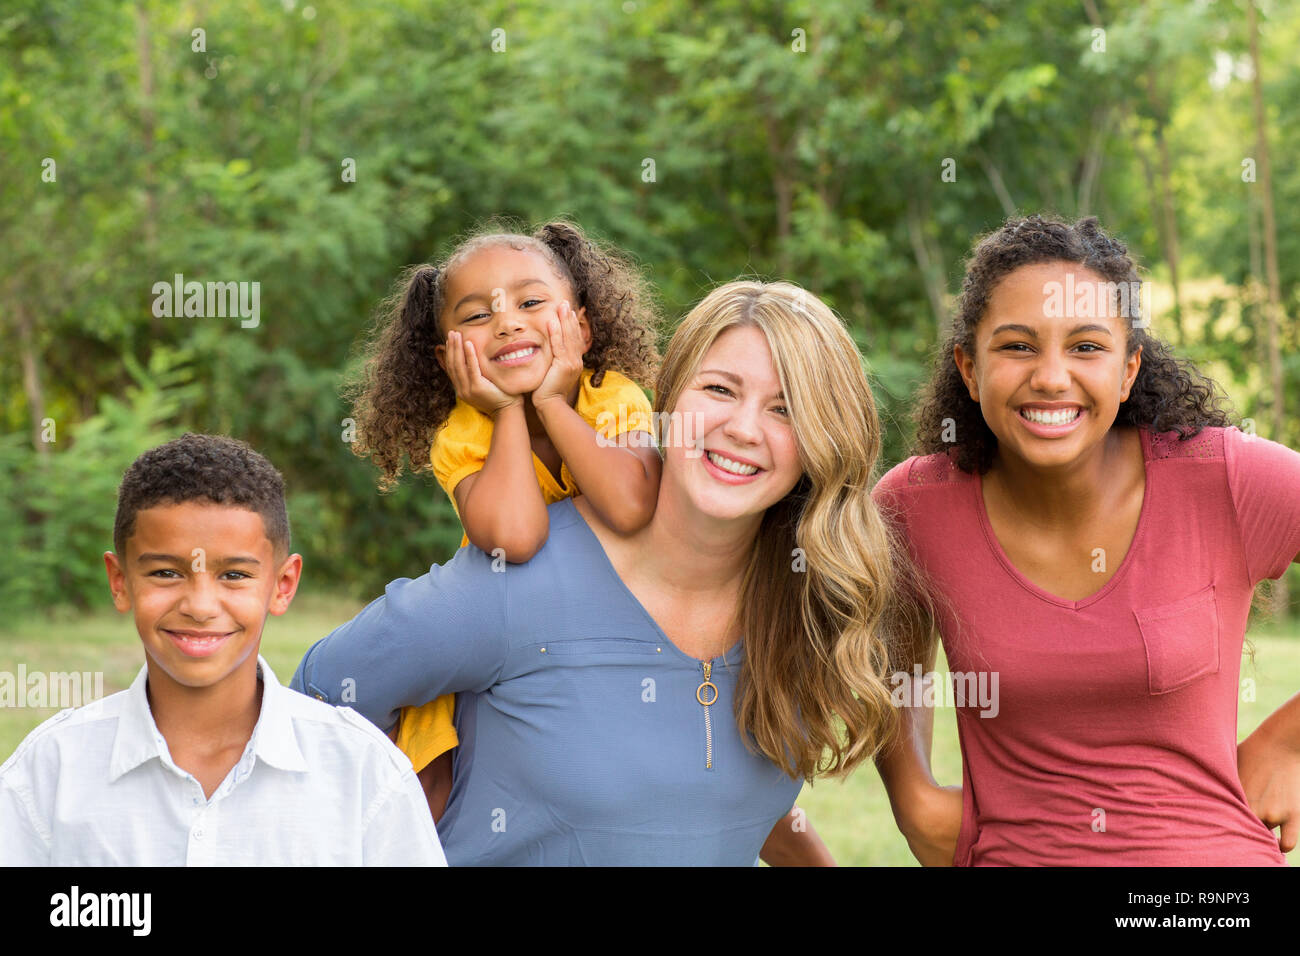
left=907, top=201, right=947, bottom=338
left=1077, top=108, right=1111, bottom=217
left=761, top=110, right=795, bottom=275
left=1248, top=0, right=1289, bottom=613
left=975, top=148, right=1017, bottom=217
left=1153, top=122, right=1183, bottom=338
left=15, top=300, right=50, bottom=462
left=135, top=1, right=159, bottom=338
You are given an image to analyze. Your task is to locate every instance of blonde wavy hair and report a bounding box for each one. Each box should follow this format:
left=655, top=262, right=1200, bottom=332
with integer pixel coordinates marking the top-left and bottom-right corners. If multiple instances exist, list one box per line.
left=655, top=280, right=928, bottom=780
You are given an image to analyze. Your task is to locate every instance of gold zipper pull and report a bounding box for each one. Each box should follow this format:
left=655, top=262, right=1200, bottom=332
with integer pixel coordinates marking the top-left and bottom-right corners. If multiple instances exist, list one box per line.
left=696, top=660, right=717, bottom=706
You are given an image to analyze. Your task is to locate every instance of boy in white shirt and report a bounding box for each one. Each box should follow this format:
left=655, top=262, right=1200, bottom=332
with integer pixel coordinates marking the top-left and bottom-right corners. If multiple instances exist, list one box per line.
left=0, top=434, right=445, bottom=865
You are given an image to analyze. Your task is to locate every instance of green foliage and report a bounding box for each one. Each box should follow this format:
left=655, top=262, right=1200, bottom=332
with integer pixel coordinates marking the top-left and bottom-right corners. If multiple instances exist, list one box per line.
left=3, top=0, right=1299, bottom=611
left=0, top=350, right=198, bottom=611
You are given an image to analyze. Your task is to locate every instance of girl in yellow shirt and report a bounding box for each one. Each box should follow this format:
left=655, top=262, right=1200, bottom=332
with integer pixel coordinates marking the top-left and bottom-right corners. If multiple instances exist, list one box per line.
left=347, top=220, right=662, bottom=817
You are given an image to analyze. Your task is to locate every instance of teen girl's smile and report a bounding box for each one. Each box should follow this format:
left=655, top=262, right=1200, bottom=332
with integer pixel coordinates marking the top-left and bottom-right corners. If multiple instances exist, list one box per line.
left=954, top=261, right=1141, bottom=470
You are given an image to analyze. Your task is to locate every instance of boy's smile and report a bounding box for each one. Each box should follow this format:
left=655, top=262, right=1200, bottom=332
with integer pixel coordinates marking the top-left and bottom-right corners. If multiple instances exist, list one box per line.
left=104, top=501, right=301, bottom=694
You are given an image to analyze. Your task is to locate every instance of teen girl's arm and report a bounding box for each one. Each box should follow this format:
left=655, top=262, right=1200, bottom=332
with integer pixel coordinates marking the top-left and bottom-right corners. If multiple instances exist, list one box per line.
left=1238, top=687, right=1300, bottom=853
left=875, top=625, right=963, bottom=866
left=444, top=331, right=550, bottom=561
left=759, top=806, right=836, bottom=866
left=532, top=304, right=661, bottom=535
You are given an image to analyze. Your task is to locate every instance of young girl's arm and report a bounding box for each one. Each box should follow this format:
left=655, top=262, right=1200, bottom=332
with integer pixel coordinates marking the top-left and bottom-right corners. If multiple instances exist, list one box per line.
left=444, top=332, right=550, bottom=561
left=532, top=306, right=661, bottom=534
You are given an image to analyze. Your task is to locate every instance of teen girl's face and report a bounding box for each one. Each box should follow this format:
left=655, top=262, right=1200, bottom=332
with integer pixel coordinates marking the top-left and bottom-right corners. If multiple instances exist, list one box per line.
left=954, top=261, right=1142, bottom=472
left=435, top=245, right=590, bottom=396
left=663, top=324, right=804, bottom=522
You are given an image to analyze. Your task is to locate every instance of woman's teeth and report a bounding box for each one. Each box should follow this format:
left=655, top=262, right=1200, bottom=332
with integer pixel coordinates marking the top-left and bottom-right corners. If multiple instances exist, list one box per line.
left=1021, top=407, right=1081, bottom=425
left=706, top=451, right=758, bottom=475
left=494, top=346, right=538, bottom=362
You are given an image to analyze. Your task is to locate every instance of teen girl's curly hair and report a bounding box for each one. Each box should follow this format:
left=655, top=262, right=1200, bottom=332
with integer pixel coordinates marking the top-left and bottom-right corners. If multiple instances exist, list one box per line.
left=914, top=214, right=1233, bottom=473
left=347, top=220, right=661, bottom=489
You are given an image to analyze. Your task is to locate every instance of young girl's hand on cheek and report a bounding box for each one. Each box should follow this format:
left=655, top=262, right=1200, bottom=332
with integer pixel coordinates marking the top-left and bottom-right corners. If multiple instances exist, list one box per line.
left=531, top=300, right=588, bottom=411
left=445, top=329, right=523, bottom=418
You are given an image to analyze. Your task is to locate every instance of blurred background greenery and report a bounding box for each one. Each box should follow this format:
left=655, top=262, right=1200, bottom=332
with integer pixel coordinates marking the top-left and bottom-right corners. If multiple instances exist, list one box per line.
left=4, top=0, right=1300, bottom=608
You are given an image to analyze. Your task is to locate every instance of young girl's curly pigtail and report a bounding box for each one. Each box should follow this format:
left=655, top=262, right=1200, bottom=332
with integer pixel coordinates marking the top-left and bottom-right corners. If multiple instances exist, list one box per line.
left=533, top=221, right=660, bottom=390
left=347, top=263, right=457, bottom=490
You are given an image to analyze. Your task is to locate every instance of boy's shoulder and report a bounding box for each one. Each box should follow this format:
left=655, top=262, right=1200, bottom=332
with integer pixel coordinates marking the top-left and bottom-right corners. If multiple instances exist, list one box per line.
left=0, top=689, right=130, bottom=780
left=275, top=684, right=415, bottom=776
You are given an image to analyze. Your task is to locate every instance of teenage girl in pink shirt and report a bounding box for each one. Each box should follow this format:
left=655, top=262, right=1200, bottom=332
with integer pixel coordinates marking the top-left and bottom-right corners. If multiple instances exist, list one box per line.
left=875, top=215, right=1300, bottom=865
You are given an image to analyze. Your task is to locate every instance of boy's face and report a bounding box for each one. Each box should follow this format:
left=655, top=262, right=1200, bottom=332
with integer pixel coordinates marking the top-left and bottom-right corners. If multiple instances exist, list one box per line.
left=104, top=501, right=302, bottom=695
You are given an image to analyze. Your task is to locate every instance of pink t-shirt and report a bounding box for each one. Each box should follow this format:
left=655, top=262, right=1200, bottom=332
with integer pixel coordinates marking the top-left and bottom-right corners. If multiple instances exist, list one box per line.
left=873, top=425, right=1299, bottom=865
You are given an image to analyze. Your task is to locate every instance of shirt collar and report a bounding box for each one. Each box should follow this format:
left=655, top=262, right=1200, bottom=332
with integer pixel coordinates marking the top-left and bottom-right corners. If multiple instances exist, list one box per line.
left=249, top=657, right=310, bottom=773
left=108, top=655, right=308, bottom=782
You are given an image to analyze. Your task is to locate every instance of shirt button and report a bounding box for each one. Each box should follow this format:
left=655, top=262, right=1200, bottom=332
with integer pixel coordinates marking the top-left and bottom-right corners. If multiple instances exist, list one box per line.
left=194, top=828, right=205, bottom=840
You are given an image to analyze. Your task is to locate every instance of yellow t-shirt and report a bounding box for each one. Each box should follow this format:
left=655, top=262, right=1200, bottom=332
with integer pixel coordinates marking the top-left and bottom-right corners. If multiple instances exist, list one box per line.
left=394, top=368, right=654, bottom=772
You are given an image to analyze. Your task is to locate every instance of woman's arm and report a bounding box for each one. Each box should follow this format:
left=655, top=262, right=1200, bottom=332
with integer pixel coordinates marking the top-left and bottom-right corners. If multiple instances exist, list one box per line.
left=1238, top=689, right=1300, bottom=853
left=759, top=806, right=836, bottom=866
left=291, top=550, right=510, bottom=732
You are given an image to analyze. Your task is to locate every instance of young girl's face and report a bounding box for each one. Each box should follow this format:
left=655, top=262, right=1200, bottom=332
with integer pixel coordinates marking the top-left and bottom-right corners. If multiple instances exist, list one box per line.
left=954, top=261, right=1142, bottom=472
left=435, top=244, right=590, bottom=396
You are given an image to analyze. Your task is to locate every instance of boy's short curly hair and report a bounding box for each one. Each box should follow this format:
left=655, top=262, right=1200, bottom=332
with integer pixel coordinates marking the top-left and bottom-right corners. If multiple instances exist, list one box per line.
left=113, top=433, right=290, bottom=558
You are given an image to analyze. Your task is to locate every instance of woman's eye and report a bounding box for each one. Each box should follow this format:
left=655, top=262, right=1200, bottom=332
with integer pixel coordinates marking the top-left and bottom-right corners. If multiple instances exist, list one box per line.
left=772, top=406, right=789, bottom=416
left=704, top=384, right=733, bottom=396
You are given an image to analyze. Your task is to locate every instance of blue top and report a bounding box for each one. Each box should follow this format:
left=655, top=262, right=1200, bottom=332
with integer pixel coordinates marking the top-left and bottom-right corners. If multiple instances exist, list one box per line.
left=292, top=498, right=803, bottom=865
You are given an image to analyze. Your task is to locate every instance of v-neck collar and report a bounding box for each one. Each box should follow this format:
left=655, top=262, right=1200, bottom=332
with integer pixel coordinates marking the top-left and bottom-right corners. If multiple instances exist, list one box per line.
left=971, top=427, right=1153, bottom=610
left=559, top=498, right=744, bottom=664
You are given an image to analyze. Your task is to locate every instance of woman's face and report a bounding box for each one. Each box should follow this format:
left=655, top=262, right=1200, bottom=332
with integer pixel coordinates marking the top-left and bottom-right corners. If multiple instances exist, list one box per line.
left=662, top=324, right=804, bottom=523
left=954, top=261, right=1142, bottom=471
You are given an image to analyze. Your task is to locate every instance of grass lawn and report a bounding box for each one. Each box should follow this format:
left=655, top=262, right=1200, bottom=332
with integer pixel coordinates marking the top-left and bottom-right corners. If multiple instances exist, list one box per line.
left=3, top=588, right=1296, bottom=865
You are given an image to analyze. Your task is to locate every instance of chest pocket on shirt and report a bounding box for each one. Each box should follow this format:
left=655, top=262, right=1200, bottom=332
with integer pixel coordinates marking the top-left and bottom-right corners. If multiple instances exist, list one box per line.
left=540, top=638, right=664, bottom=658
left=1134, top=584, right=1220, bottom=695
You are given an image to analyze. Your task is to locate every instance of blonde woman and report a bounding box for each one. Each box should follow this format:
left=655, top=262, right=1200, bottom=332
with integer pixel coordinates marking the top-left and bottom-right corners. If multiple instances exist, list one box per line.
left=294, top=280, right=913, bottom=864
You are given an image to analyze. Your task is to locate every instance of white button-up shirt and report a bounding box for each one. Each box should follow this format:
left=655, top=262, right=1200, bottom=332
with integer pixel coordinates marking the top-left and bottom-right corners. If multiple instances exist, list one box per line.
left=0, top=657, right=446, bottom=866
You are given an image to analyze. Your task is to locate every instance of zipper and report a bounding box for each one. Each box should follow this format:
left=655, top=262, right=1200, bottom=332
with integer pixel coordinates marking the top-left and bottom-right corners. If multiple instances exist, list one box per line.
left=697, top=659, right=718, bottom=770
